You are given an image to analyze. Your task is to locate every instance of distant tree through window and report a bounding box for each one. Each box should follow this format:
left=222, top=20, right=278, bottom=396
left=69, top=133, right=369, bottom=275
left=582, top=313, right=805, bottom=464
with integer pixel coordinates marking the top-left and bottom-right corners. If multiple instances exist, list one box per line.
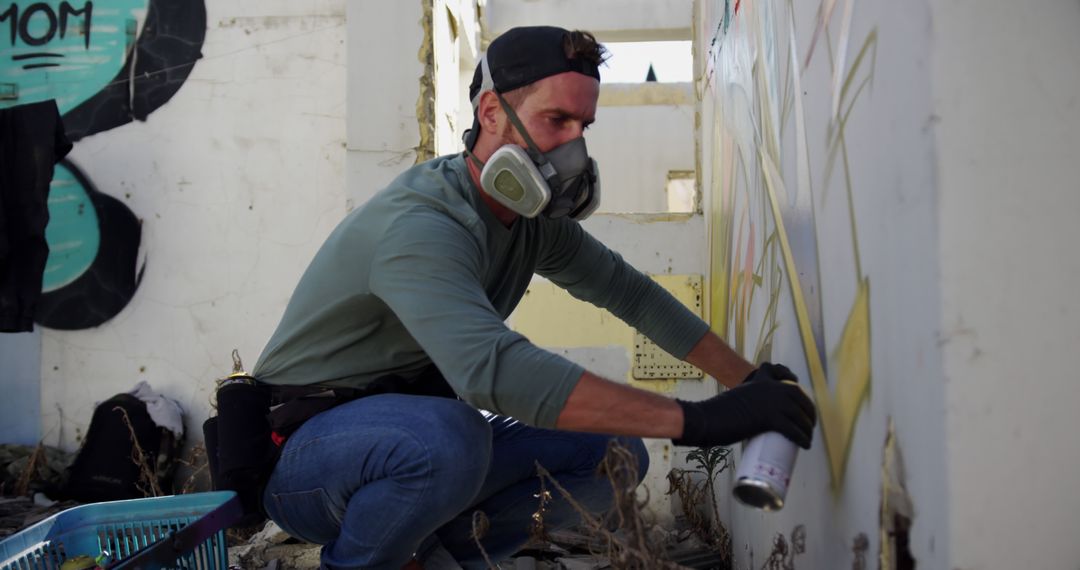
left=600, top=41, right=692, bottom=83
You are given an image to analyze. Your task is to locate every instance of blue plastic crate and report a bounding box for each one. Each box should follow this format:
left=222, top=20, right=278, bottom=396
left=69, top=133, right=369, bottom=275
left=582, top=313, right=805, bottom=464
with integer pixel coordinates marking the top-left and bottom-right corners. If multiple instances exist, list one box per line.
left=0, top=491, right=242, bottom=570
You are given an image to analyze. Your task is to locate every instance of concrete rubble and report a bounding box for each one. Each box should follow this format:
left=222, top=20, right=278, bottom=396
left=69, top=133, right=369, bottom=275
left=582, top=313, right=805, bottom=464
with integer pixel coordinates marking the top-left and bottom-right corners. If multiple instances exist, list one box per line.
left=228, top=520, right=322, bottom=570
left=225, top=521, right=725, bottom=569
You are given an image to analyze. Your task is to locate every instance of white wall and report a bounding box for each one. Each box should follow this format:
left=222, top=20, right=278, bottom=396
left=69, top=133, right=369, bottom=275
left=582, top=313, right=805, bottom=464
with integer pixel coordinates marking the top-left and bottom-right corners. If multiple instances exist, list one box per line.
left=347, top=0, right=480, bottom=207
left=934, top=0, right=1080, bottom=566
left=39, top=0, right=347, bottom=450
left=345, top=1, right=425, bottom=208
left=700, top=0, right=1080, bottom=567
left=590, top=89, right=695, bottom=213
left=696, top=0, right=949, bottom=566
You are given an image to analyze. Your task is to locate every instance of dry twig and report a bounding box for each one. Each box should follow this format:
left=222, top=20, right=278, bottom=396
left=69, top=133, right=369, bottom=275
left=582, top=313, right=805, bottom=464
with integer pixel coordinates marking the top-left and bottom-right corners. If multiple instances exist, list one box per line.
left=666, top=471, right=716, bottom=540
left=665, top=446, right=734, bottom=565
left=535, top=440, right=686, bottom=570
left=529, top=476, right=552, bottom=544
left=470, top=510, right=498, bottom=569
left=175, top=443, right=209, bottom=494
left=597, top=441, right=654, bottom=560
left=13, top=442, right=45, bottom=497
left=115, top=406, right=163, bottom=497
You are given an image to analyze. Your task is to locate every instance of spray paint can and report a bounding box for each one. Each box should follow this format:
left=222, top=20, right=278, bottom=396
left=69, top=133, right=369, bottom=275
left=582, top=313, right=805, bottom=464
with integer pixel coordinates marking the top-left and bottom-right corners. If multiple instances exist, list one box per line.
left=732, top=379, right=806, bottom=510
left=732, top=430, right=798, bottom=510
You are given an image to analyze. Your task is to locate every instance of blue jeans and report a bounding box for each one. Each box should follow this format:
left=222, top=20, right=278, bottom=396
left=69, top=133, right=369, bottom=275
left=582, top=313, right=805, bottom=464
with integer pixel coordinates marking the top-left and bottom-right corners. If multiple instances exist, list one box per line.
left=262, top=394, right=649, bottom=569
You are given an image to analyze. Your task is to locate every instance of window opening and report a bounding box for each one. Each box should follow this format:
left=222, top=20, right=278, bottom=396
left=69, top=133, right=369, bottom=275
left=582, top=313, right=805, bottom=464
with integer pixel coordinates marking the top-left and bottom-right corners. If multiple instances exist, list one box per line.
left=600, top=41, right=693, bottom=83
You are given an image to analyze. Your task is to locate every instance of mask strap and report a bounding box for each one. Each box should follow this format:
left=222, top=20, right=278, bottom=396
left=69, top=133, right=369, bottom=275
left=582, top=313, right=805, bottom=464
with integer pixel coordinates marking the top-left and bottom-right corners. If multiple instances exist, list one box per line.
left=465, top=89, right=558, bottom=183
left=463, top=147, right=484, bottom=170
left=496, top=93, right=557, bottom=180
left=471, top=55, right=494, bottom=109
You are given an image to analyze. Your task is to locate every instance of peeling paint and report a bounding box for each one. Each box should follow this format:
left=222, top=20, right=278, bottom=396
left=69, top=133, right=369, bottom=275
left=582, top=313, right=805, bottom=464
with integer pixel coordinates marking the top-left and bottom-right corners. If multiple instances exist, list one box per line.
left=760, top=525, right=805, bottom=569
left=851, top=533, right=869, bottom=570
left=879, top=418, right=916, bottom=570
left=415, top=0, right=436, bottom=164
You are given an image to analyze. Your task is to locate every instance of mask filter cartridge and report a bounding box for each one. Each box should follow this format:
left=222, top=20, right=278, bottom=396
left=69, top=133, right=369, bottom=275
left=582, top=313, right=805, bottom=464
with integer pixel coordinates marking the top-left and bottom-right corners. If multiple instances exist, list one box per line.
left=479, top=145, right=554, bottom=218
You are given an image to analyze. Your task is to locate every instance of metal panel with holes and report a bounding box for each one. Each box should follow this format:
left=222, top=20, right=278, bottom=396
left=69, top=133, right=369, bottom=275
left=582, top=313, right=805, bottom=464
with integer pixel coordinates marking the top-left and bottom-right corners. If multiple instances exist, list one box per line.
left=632, top=275, right=704, bottom=380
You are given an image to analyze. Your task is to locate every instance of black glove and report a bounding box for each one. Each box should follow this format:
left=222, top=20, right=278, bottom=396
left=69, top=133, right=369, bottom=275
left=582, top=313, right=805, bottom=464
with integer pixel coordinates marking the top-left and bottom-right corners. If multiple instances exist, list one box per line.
left=674, top=362, right=817, bottom=449
left=742, top=362, right=797, bottom=385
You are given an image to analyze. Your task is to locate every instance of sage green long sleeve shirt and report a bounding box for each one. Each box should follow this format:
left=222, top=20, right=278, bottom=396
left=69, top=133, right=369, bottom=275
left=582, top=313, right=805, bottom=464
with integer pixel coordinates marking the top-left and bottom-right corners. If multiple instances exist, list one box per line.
left=252, top=154, right=709, bottom=428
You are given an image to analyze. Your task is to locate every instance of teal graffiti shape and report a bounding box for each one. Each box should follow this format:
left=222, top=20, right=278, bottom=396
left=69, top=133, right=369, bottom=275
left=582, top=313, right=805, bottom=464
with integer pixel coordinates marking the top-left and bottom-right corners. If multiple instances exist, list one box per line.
left=42, top=161, right=99, bottom=292
left=0, top=0, right=148, bottom=112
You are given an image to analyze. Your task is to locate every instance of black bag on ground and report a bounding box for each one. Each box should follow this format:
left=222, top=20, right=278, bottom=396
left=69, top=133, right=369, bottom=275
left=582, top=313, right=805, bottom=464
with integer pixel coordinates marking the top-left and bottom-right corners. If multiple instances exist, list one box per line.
left=64, top=393, right=180, bottom=502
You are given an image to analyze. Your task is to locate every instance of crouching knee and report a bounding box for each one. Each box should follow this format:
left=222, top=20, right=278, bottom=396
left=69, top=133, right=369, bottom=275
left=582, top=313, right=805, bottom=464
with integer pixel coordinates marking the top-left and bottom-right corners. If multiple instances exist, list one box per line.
left=416, top=399, right=493, bottom=488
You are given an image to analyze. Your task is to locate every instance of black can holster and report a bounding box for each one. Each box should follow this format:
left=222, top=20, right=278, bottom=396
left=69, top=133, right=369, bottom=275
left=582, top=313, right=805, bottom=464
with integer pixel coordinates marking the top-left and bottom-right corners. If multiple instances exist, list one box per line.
left=203, top=380, right=277, bottom=528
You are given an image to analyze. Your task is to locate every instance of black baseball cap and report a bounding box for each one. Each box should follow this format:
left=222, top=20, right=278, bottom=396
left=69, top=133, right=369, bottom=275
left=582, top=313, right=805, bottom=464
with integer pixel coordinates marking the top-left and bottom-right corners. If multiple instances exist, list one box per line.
left=464, top=26, right=602, bottom=149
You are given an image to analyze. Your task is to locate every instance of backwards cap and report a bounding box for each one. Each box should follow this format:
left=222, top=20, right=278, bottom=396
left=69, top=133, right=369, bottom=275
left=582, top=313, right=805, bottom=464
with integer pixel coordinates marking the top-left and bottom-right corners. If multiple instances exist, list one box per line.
left=464, top=26, right=602, bottom=149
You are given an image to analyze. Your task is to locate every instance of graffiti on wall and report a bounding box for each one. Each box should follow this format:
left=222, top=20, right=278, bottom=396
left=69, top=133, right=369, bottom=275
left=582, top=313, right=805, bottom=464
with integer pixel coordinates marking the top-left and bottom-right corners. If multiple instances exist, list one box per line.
left=36, top=160, right=143, bottom=329
left=701, top=0, right=875, bottom=486
left=1, top=0, right=206, bottom=328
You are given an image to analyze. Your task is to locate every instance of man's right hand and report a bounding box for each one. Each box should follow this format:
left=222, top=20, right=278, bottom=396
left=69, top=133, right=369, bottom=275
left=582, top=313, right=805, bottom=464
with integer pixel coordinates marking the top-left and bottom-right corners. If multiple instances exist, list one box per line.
left=673, top=363, right=817, bottom=449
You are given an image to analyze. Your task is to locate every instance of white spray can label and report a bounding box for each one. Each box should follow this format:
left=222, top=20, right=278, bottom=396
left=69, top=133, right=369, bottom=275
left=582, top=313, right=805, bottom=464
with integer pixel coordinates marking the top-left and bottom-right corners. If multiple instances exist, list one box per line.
left=732, top=430, right=798, bottom=510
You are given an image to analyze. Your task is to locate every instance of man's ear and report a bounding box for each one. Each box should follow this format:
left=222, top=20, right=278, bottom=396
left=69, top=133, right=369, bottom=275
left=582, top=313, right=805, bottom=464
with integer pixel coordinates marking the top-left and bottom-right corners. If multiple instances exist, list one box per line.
left=477, top=91, right=503, bottom=136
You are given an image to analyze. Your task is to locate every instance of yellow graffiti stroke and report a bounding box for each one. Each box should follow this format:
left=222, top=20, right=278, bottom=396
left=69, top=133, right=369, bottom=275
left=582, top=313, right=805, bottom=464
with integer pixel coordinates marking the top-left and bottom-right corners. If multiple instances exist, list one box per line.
left=760, top=150, right=871, bottom=489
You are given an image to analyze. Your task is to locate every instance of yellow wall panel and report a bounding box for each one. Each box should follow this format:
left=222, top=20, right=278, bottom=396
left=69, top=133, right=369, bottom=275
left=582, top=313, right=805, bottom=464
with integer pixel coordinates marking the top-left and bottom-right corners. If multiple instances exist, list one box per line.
left=511, top=274, right=704, bottom=392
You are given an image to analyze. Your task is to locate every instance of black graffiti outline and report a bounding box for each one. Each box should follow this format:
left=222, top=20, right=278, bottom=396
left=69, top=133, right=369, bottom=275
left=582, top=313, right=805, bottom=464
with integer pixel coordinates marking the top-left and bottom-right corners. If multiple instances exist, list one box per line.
left=62, top=0, right=206, bottom=141
left=9, top=0, right=207, bottom=330
left=34, top=159, right=145, bottom=330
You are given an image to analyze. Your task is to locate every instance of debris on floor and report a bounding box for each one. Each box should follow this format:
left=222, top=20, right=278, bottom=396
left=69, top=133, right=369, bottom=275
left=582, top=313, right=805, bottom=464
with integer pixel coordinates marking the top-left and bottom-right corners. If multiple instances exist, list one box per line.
left=1, top=437, right=731, bottom=569
left=0, top=495, right=79, bottom=539
left=227, top=520, right=321, bottom=570
left=0, top=443, right=73, bottom=499
left=223, top=521, right=729, bottom=569
left=2, top=503, right=729, bottom=569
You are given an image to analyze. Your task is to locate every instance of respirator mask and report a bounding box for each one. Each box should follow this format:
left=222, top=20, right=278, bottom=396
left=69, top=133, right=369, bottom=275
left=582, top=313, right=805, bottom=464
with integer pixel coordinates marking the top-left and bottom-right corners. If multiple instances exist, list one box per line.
left=464, top=58, right=601, bottom=221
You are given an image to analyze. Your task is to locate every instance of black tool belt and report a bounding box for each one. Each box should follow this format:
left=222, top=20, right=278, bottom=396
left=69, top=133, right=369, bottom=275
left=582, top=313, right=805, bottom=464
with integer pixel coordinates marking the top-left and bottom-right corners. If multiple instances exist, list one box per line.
left=266, top=385, right=364, bottom=443
left=204, top=365, right=457, bottom=527
left=266, top=364, right=457, bottom=442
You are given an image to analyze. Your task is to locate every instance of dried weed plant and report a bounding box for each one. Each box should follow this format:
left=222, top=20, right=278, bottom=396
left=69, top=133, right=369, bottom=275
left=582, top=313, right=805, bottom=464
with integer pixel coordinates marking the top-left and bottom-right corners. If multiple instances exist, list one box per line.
left=665, top=446, right=734, bottom=565
left=13, top=442, right=45, bottom=497
left=175, top=442, right=209, bottom=494
left=535, top=440, right=686, bottom=570
left=529, top=476, right=552, bottom=544
left=470, top=510, right=498, bottom=569
left=115, top=406, right=163, bottom=497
